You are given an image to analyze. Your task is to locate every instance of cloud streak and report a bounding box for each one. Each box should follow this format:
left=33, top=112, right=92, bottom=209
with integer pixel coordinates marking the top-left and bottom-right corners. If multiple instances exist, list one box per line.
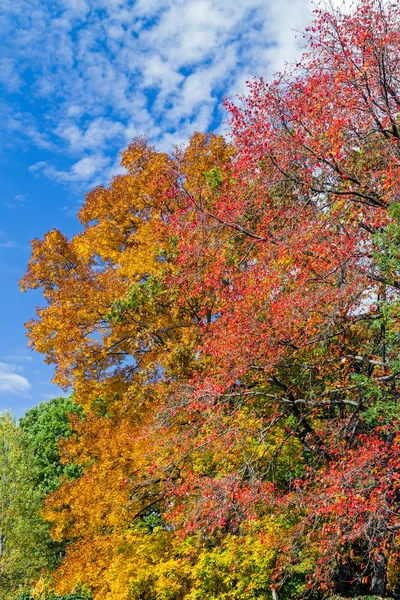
left=0, top=362, right=31, bottom=396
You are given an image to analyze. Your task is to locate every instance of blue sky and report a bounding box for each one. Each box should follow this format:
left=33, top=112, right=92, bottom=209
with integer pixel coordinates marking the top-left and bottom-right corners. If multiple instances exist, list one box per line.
left=0, top=0, right=312, bottom=416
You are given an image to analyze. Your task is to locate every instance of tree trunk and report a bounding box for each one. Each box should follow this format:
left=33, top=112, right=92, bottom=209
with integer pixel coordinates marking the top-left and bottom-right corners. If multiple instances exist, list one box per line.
left=371, top=549, right=387, bottom=597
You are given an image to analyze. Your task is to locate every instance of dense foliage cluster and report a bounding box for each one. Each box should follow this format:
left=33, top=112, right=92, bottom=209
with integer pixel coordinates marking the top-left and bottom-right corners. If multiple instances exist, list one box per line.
left=0, top=398, right=82, bottom=599
left=9, top=0, right=400, bottom=598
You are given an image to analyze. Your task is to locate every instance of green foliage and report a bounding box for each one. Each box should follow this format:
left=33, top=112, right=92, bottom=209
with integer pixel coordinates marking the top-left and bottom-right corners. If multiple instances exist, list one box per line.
left=135, top=510, right=165, bottom=534
left=20, top=396, right=83, bottom=495
left=0, top=413, right=52, bottom=599
left=0, top=398, right=85, bottom=599
left=205, top=167, right=224, bottom=190
left=106, top=275, right=171, bottom=323
left=374, top=203, right=400, bottom=286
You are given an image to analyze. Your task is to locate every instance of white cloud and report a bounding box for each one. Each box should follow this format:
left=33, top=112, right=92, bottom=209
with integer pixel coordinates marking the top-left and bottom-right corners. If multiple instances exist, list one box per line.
left=61, top=0, right=90, bottom=16
left=0, top=57, right=22, bottom=92
left=2, top=0, right=314, bottom=187
left=29, top=161, right=47, bottom=174
left=30, top=154, right=111, bottom=184
left=0, top=363, right=31, bottom=396
left=55, top=117, right=126, bottom=152
left=14, top=193, right=28, bottom=203
left=71, top=155, right=110, bottom=179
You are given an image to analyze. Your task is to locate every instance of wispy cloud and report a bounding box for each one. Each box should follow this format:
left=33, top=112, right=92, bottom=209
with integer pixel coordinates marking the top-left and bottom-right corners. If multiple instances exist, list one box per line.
left=3, top=354, right=33, bottom=363
left=3, top=193, right=31, bottom=209
left=0, top=231, right=16, bottom=249
left=30, top=154, right=111, bottom=184
left=0, top=362, right=31, bottom=396
left=1, top=0, right=313, bottom=187
left=40, top=393, right=67, bottom=401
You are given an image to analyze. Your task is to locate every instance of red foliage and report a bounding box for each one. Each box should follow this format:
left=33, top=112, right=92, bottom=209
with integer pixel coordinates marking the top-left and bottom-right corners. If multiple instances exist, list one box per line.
left=165, top=0, right=400, bottom=593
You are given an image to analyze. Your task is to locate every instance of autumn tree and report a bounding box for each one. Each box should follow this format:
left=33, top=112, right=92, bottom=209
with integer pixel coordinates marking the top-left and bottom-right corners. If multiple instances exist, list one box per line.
left=22, top=134, right=238, bottom=600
